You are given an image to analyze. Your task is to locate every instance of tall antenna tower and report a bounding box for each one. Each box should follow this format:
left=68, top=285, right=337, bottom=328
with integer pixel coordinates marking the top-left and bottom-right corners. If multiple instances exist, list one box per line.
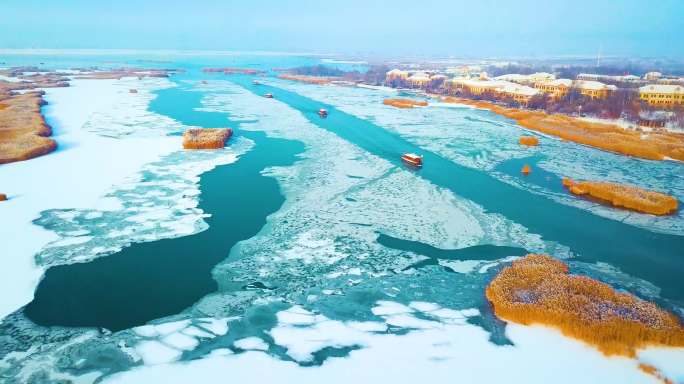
left=596, top=44, right=602, bottom=68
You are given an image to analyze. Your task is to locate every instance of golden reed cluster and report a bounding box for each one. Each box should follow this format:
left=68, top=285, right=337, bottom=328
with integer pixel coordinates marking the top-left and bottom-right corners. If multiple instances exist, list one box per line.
left=440, top=96, right=684, bottom=161
left=519, top=136, right=539, bottom=146
left=563, top=178, right=678, bottom=215
left=486, top=254, right=684, bottom=357
left=0, top=92, right=56, bottom=164
left=383, top=98, right=429, bottom=109
left=277, top=74, right=336, bottom=84
left=182, top=128, right=233, bottom=149
left=0, top=68, right=175, bottom=165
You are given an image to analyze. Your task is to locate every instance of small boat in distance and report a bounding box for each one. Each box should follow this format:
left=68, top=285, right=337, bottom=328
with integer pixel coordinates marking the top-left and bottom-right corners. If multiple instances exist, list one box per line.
left=318, top=108, right=328, bottom=118
left=521, top=164, right=531, bottom=175
left=401, top=153, right=423, bottom=167
left=264, top=93, right=274, bottom=98
left=253, top=80, right=261, bottom=85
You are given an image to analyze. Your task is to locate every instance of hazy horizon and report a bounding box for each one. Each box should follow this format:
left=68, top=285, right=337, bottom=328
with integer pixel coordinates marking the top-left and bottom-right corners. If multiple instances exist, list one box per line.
left=1, top=0, right=683, bottom=59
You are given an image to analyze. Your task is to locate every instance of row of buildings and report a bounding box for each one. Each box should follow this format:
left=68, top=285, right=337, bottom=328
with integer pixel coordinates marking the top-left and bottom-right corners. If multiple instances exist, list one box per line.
left=385, top=69, right=684, bottom=108
left=638, top=84, right=684, bottom=107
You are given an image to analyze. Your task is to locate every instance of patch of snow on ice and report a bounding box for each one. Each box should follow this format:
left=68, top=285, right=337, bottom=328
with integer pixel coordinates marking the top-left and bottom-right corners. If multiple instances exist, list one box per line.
left=234, top=337, right=269, bottom=351
left=106, top=303, right=667, bottom=384
left=135, top=341, right=182, bottom=365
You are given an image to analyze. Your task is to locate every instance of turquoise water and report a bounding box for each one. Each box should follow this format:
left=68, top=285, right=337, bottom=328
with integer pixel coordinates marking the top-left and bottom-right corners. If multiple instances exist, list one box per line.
left=24, top=70, right=684, bottom=332
left=2, top=55, right=683, bottom=382
left=494, top=155, right=565, bottom=194
left=230, top=76, right=684, bottom=305
left=24, top=75, right=305, bottom=331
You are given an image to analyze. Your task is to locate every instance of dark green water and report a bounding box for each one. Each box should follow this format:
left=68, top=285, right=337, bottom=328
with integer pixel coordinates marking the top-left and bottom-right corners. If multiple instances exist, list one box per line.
left=22, top=72, right=684, bottom=333
left=377, top=233, right=527, bottom=271
left=232, top=77, right=684, bottom=304
left=24, top=79, right=305, bottom=332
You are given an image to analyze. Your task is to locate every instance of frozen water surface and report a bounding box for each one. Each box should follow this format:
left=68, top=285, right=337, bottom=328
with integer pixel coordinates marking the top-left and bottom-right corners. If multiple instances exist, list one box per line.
left=1, top=73, right=681, bottom=384
left=189, top=80, right=568, bottom=319
left=34, top=139, right=250, bottom=268
left=269, top=79, right=684, bottom=235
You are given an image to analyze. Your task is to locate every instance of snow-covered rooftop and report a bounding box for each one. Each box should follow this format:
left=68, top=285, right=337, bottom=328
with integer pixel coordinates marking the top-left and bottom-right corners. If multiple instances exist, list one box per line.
left=639, top=84, right=684, bottom=94
left=499, top=82, right=539, bottom=96
left=574, top=80, right=617, bottom=91
left=448, top=78, right=538, bottom=96
left=543, top=79, right=573, bottom=87
left=495, top=74, right=529, bottom=82
left=386, top=69, right=408, bottom=76
left=408, top=72, right=430, bottom=81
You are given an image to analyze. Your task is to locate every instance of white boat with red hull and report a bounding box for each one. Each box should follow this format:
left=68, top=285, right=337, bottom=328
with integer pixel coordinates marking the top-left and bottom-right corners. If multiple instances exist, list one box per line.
left=401, top=153, right=423, bottom=167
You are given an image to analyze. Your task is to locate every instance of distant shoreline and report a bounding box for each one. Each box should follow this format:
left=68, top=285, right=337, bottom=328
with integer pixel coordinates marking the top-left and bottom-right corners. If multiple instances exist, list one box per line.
left=431, top=94, right=684, bottom=162
left=0, top=67, right=174, bottom=165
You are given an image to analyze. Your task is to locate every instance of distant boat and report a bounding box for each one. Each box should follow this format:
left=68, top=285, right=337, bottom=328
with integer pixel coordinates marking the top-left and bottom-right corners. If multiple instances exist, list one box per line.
left=264, top=93, right=273, bottom=98
left=253, top=80, right=261, bottom=85
left=401, top=153, right=423, bottom=167
left=318, top=108, right=328, bottom=118
left=521, top=164, right=531, bottom=175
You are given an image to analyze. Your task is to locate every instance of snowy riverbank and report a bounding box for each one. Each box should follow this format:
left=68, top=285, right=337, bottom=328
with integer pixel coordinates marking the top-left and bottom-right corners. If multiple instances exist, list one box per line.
left=0, top=76, right=238, bottom=319
left=104, top=302, right=681, bottom=384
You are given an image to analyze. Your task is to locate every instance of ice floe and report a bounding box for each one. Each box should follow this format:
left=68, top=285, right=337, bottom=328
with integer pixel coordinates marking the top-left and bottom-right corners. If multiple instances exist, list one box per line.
left=103, top=302, right=674, bottom=384
left=33, top=140, right=249, bottom=268
left=135, top=341, right=183, bottom=365
left=234, top=337, right=269, bottom=351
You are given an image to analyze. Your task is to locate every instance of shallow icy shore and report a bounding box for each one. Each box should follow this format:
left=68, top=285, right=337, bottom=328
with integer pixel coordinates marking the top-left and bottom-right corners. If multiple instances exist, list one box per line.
left=0, top=76, right=240, bottom=319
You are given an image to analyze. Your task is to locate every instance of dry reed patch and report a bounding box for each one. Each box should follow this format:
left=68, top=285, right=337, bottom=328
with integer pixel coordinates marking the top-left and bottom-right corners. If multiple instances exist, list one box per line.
left=383, top=98, right=429, bottom=109
left=486, top=254, right=684, bottom=357
left=519, top=136, right=539, bottom=146
left=563, top=178, right=678, bottom=215
left=182, top=128, right=233, bottom=149
left=75, top=69, right=171, bottom=80
left=439, top=96, right=684, bottom=161
left=202, top=67, right=262, bottom=75
left=0, top=92, right=57, bottom=164
left=277, top=74, right=337, bottom=84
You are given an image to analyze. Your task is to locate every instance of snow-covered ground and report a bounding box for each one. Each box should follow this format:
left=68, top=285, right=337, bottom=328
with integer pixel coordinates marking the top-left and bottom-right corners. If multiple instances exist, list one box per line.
left=103, top=303, right=676, bottom=384
left=0, top=74, right=26, bottom=82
